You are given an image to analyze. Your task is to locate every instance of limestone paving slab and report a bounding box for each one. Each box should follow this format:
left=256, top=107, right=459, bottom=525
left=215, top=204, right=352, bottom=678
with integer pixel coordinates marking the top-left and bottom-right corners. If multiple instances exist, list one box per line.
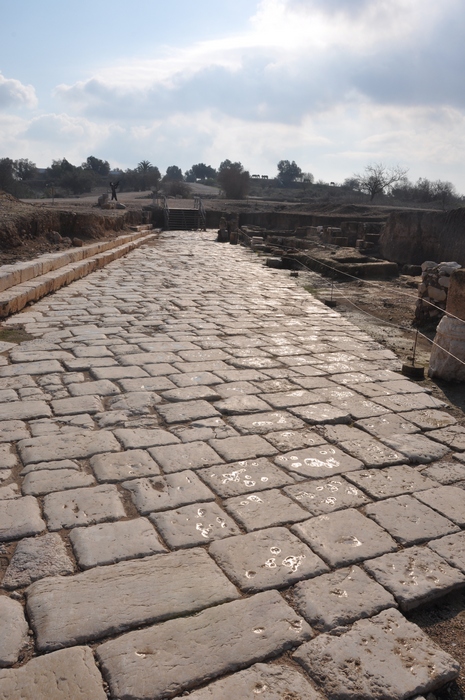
left=0, top=496, right=45, bottom=541
left=51, top=395, right=104, bottom=416
left=0, top=445, right=16, bottom=469
left=171, top=416, right=238, bottom=442
left=22, top=468, right=95, bottom=495
left=151, top=502, right=240, bottom=548
left=43, top=483, right=126, bottom=530
left=399, top=408, right=457, bottom=431
left=156, top=399, right=220, bottom=424
left=293, top=564, right=396, bottom=631
left=122, top=470, right=215, bottom=514
left=289, top=403, right=351, bottom=425
left=214, top=394, right=272, bottom=415
left=96, top=590, right=312, bottom=700
left=264, top=428, right=326, bottom=452
left=186, top=663, right=326, bottom=700
left=209, top=526, right=328, bottom=592
left=228, top=410, right=306, bottom=435
left=168, top=371, right=222, bottom=387
left=0, top=400, right=50, bottom=422
left=113, top=427, right=179, bottom=448
left=338, top=436, right=405, bottom=467
left=428, top=425, right=465, bottom=451
left=0, top=360, right=64, bottom=377
left=91, top=365, right=149, bottom=380
left=363, top=546, right=465, bottom=611
left=292, top=508, right=397, bottom=568
left=345, top=465, right=437, bottom=499
left=355, top=412, right=420, bottom=439
left=0, top=420, right=29, bottom=443
left=380, top=433, right=451, bottom=463
left=118, top=375, right=176, bottom=392
left=0, top=596, right=28, bottom=666
left=414, top=485, right=465, bottom=526
left=422, top=461, right=465, bottom=484
left=198, top=457, right=294, bottom=498
left=373, top=392, right=447, bottom=412
left=274, top=445, right=362, bottom=479
left=90, top=449, right=160, bottom=482
left=429, top=531, right=465, bottom=572
left=208, top=435, right=276, bottom=461
left=18, top=429, right=120, bottom=464
left=0, top=646, right=107, bottom=700
left=284, top=476, right=370, bottom=515
left=260, top=389, right=321, bottom=409
left=27, top=547, right=239, bottom=651
left=148, top=440, right=223, bottom=473
left=20, top=458, right=80, bottom=476
left=70, top=517, right=166, bottom=568
left=2, top=532, right=74, bottom=589
left=364, top=494, right=459, bottom=545
left=67, top=379, right=120, bottom=396
left=160, top=385, right=222, bottom=402
left=293, top=608, right=459, bottom=700
left=224, top=488, right=309, bottom=531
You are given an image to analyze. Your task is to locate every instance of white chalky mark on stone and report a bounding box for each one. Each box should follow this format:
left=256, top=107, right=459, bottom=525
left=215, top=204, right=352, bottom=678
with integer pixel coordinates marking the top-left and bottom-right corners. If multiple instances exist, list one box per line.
left=216, top=517, right=227, bottom=528
left=282, top=555, right=306, bottom=573
left=325, top=497, right=337, bottom=505
left=244, top=480, right=256, bottom=488
left=330, top=588, right=349, bottom=598
left=222, top=468, right=246, bottom=484
left=135, top=652, right=146, bottom=658
left=339, top=535, right=363, bottom=547
left=253, top=682, right=268, bottom=694
left=288, top=618, right=304, bottom=632
left=245, top=570, right=256, bottom=578
left=260, top=477, right=269, bottom=482
left=265, top=558, right=277, bottom=569
left=270, top=547, right=281, bottom=555
left=253, top=627, right=265, bottom=634
left=347, top=486, right=359, bottom=496
left=197, top=508, right=206, bottom=517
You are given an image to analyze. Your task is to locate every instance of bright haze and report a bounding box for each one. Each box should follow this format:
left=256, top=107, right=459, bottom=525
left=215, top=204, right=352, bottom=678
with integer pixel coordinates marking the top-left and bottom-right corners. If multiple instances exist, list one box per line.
left=1, top=0, right=464, bottom=188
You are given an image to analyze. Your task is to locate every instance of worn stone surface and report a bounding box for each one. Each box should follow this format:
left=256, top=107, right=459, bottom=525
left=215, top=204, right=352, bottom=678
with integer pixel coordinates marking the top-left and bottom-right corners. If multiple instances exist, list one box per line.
left=208, top=435, right=276, bottom=461
left=0, top=496, right=45, bottom=541
left=43, top=484, right=126, bottom=530
left=22, top=468, right=95, bottom=495
left=414, top=485, right=465, bottom=526
left=284, top=476, right=370, bottom=515
left=157, top=399, right=220, bottom=424
left=27, top=547, right=239, bottom=651
left=364, top=547, right=465, bottom=610
left=365, top=494, right=458, bottom=545
left=198, top=457, right=294, bottom=497
left=345, top=465, right=437, bottom=499
left=0, top=596, right=28, bottom=666
left=186, top=663, right=326, bottom=700
left=0, top=646, right=107, bottom=700
left=0, top=445, right=16, bottom=469
left=264, top=428, right=326, bottom=452
left=68, top=379, right=120, bottom=396
left=20, top=458, right=80, bottom=476
left=422, top=461, right=465, bottom=484
left=428, top=425, right=465, bottom=451
left=51, top=395, right=104, bottom=416
left=355, top=412, right=419, bottom=439
left=401, top=409, right=457, bottom=431
left=293, top=608, right=459, bottom=699
left=18, top=429, right=120, bottom=464
left=381, top=433, right=450, bottom=463
left=114, top=427, right=179, bottom=449
left=209, top=526, right=328, bottom=592
left=2, top=532, right=74, bottom=588
left=274, top=445, right=362, bottom=479
left=429, top=531, right=465, bottom=572
left=224, top=489, right=309, bottom=531
left=151, top=502, right=240, bottom=548
left=292, top=508, right=397, bottom=567
left=0, top=400, right=50, bottom=422
left=148, top=440, right=223, bottom=473
left=293, top=564, right=396, bottom=631
left=97, top=591, right=312, bottom=700
left=0, top=420, right=29, bottom=443
left=229, top=410, right=306, bottom=435
left=122, top=470, right=215, bottom=514
left=289, top=403, right=351, bottom=424
left=90, top=449, right=160, bottom=482
left=70, top=517, right=166, bottom=568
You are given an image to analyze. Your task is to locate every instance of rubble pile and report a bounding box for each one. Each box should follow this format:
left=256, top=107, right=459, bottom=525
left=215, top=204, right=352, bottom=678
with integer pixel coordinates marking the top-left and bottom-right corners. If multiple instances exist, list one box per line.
left=415, top=260, right=462, bottom=325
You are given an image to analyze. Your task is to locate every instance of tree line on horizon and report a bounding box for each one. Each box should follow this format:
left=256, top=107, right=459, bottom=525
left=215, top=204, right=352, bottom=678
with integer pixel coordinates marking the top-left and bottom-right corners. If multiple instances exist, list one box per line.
left=0, top=154, right=461, bottom=209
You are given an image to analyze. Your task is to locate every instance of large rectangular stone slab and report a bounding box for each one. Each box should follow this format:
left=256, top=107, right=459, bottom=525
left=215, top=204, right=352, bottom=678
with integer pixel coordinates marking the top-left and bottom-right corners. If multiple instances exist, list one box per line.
left=151, top=502, right=241, bottom=548
left=0, top=360, right=64, bottom=377
left=18, top=430, right=120, bottom=464
left=113, top=427, right=179, bottom=449
left=0, top=646, right=107, bottom=700
left=27, top=547, right=239, bottom=651
left=198, top=457, right=294, bottom=498
left=148, top=440, right=223, bottom=473
left=274, top=445, right=362, bottom=479
left=90, top=449, right=160, bottom=482
left=414, top=485, right=465, bottom=526
left=43, top=484, right=126, bottom=530
left=228, top=411, right=306, bottom=435
left=224, top=489, right=309, bottom=531
left=0, top=496, right=45, bottom=541
left=156, top=400, right=220, bottom=424
left=284, top=476, right=370, bottom=515
left=122, top=470, right=215, bottom=514
left=2, top=532, right=74, bottom=589
left=345, top=465, right=437, bottom=499
left=208, top=435, right=276, bottom=461
left=97, top=590, right=312, bottom=700
left=293, top=608, right=459, bottom=700
left=0, top=400, right=50, bottom=421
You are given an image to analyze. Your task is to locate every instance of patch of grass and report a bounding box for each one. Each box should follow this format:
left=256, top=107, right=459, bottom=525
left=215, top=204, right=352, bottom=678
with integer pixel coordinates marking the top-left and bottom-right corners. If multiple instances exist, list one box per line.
left=303, top=284, right=319, bottom=297
left=0, top=327, right=34, bottom=344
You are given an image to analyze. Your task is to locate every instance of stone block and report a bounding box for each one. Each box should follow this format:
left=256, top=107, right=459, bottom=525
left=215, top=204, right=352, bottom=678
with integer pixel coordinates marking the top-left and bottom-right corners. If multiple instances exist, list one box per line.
left=284, top=476, right=370, bottom=515
left=345, top=465, right=437, bottom=499
left=380, top=433, right=450, bottom=463
left=0, top=420, right=29, bottom=443
left=274, top=445, right=362, bottom=479
left=68, top=379, right=120, bottom=396
left=224, top=489, right=309, bottom=531
left=228, top=411, right=306, bottom=435
left=161, top=385, right=222, bottom=402
left=197, top=457, right=294, bottom=498
left=339, top=436, right=405, bottom=467
left=422, top=461, right=465, bottom=484
left=355, top=412, right=419, bottom=439
left=264, top=429, right=326, bottom=452
left=43, top=484, right=125, bottom=530
left=156, top=399, right=220, bottom=424
left=208, top=435, right=276, bottom=461
left=27, top=548, right=239, bottom=651
left=0, top=597, right=28, bottom=666
left=0, top=360, right=64, bottom=377
left=90, top=449, right=160, bottom=482
left=18, top=430, right=120, bottom=464
left=0, top=400, right=50, bottom=422
left=22, top=468, right=95, bottom=495
left=151, top=502, right=240, bottom=548
left=51, top=395, right=104, bottom=415
left=122, top=471, right=215, bottom=514
left=414, top=485, right=465, bottom=526
left=2, top=532, right=74, bottom=589
left=0, top=496, right=45, bottom=541
left=113, top=427, right=179, bottom=449
left=428, top=425, right=465, bottom=452
left=289, top=403, right=351, bottom=424
left=148, top=440, right=223, bottom=473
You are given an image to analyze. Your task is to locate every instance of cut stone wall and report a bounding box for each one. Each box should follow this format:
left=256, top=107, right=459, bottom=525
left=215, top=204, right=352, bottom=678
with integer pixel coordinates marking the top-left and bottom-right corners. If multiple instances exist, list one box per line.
left=415, top=261, right=462, bottom=326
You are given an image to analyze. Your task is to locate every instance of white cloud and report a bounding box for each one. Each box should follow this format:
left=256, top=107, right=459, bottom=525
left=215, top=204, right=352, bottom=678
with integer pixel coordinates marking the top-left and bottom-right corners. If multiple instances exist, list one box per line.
left=0, top=73, right=37, bottom=109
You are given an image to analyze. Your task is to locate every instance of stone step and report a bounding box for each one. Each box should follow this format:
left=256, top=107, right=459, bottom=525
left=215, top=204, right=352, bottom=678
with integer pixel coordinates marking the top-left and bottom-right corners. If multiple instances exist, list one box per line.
left=0, top=229, right=157, bottom=318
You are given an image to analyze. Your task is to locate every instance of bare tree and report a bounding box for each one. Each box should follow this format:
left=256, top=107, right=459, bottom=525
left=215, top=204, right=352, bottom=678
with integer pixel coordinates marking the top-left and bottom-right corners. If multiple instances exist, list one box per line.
left=354, top=163, right=408, bottom=200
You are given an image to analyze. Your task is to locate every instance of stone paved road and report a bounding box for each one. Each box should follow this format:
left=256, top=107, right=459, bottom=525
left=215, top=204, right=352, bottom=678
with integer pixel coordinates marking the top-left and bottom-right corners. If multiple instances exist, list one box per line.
left=0, top=231, right=464, bottom=699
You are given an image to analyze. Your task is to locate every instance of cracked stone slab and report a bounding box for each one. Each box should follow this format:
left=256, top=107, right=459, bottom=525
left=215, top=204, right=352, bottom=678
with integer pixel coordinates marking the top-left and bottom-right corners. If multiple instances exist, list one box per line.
left=43, top=484, right=126, bottom=530
left=293, top=564, right=396, bottom=631
left=399, top=409, right=457, bottom=431
left=422, top=461, right=465, bottom=484
left=148, top=441, right=223, bottom=473
left=0, top=496, right=45, bottom=541
left=289, top=403, right=351, bottom=425
left=214, top=380, right=260, bottom=398
left=20, top=458, right=80, bottom=476
left=259, top=390, right=321, bottom=409
left=90, top=449, right=160, bottom=482
left=197, top=457, right=294, bottom=498
left=0, top=400, right=50, bottom=422
left=209, top=526, right=328, bottom=592
left=339, top=436, right=405, bottom=467
left=373, top=393, right=447, bottom=412
left=68, top=379, right=120, bottom=396
left=228, top=411, right=306, bottom=435
left=224, top=489, right=309, bottom=531
left=214, top=395, right=272, bottom=415
left=97, top=590, right=312, bottom=700
left=345, top=465, right=437, bottom=499
left=69, top=517, right=166, bottom=568
left=0, top=597, right=28, bottom=667
left=429, top=531, right=465, bottom=572
left=160, top=385, right=222, bottom=402
left=364, top=494, right=459, bottom=545
left=22, top=468, right=95, bottom=495
left=355, top=412, right=419, bottom=439
left=291, top=508, right=397, bottom=568
left=427, top=425, right=465, bottom=452
left=186, top=663, right=326, bottom=700
left=113, top=427, right=179, bottom=449
left=380, top=433, right=450, bottom=463
left=171, top=416, right=238, bottom=442
left=2, top=532, right=74, bottom=589
left=156, top=399, right=220, bottom=424
left=18, top=430, right=120, bottom=464
left=284, top=476, right=370, bottom=515
left=293, top=608, right=459, bottom=700
left=122, top=470, right=215, bottom=514
left=274, top=445, right=362, bottom=479
left=208, top=435, right=275, bottom=461
left=364, top=546, right=465, bottom=611
left=0, top=646, right=107, bottom=700
left=414, top=485, right=465, bottom=526
left=151, top=502, right=240, bottom=548
left=0, top=420, right=29, bottom=443
left=27, top=547, right=239, bottom=651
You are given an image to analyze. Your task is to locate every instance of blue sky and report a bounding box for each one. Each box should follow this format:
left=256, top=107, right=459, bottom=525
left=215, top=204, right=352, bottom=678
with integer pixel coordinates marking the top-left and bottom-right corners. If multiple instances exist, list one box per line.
left=1, top=0, right=465, bottom=190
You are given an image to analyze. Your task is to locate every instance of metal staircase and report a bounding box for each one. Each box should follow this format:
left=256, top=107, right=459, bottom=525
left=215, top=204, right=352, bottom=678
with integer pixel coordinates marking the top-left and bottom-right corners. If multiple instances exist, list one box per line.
left=152, top=195, right=206, bottom=230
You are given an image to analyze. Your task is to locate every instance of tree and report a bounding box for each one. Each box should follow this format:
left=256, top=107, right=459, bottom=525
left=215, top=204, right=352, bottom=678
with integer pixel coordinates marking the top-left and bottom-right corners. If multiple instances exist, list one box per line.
left=135, top=161, right=161, bottom=191
left=14, top=158, right=37, bottom=181
left=0, top=158, right=15, bottom=194
left=217, top=160, right=250, bottom=199
left=277, top=160, right=302, bottom=186
left=83, top=156, right=110, bottom=177
left=431, top=180, right=456, bottom=210
left=354, top=163, right=408, bottom=200
left=185, top=163, right=217, bottom=182
left=164, top=165, right=184, bottom=182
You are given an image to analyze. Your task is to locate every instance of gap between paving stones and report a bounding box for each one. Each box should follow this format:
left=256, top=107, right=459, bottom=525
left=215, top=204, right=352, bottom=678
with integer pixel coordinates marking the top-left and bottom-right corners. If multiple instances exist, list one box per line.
left=0, top=230, right=464, bottom=700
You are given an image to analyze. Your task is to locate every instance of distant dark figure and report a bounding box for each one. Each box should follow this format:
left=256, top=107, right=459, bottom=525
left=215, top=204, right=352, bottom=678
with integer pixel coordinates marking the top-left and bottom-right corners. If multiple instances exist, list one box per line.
left=109, top=181, right=119, bottom=201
